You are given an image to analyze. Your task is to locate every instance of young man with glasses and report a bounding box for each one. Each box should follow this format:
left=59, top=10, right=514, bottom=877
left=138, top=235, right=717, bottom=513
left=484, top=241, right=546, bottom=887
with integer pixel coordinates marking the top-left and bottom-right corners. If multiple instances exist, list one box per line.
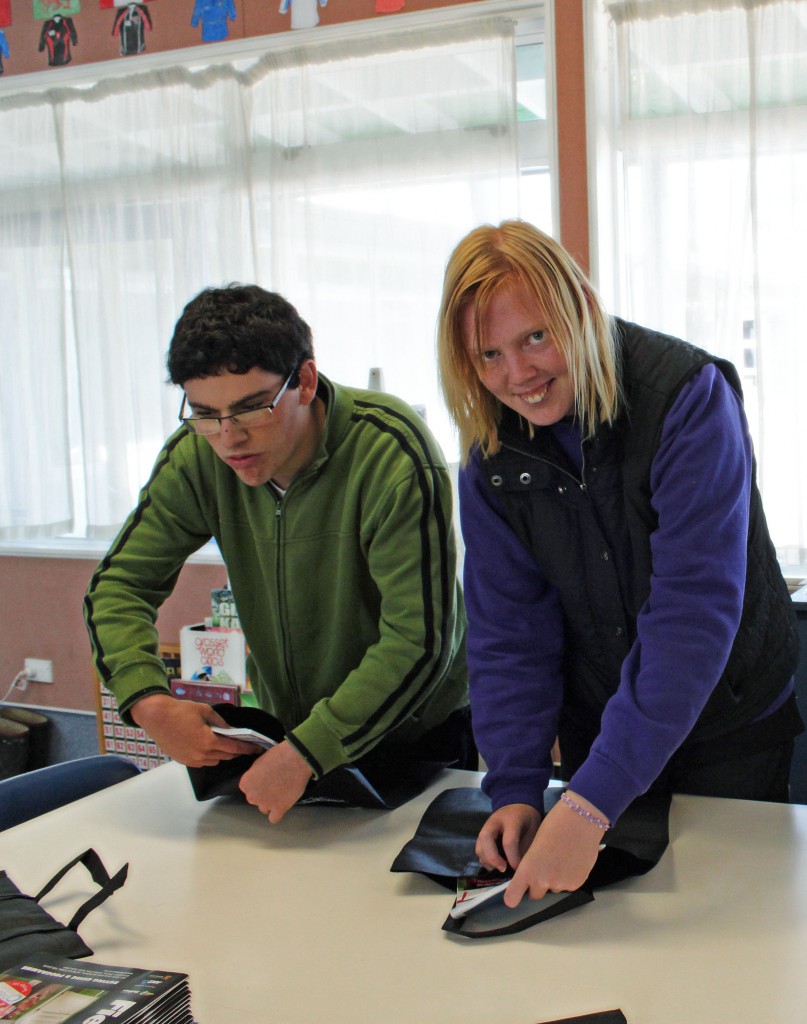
left=86, top=284, right=474, bottom=822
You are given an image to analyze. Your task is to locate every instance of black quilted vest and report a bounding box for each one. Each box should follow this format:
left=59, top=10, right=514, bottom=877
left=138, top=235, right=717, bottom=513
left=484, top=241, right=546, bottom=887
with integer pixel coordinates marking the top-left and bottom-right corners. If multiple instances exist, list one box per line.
left=483, top=319, right=798, bottom=749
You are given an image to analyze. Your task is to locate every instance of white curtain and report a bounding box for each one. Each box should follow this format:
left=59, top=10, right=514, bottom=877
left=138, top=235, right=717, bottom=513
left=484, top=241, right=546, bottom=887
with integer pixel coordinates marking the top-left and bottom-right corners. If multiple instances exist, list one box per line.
left=0, top=18, right=519, bottom=540
left=587, top=0, right=807, bottom=571
left=1, top=103, right=73, bottom=539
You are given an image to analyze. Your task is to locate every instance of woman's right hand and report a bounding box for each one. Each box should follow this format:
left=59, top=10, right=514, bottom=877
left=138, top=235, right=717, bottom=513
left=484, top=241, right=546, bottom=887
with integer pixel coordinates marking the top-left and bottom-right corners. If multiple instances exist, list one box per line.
left=476, top=803, right=542, bottom=874
left=502, top=791, right=610, bottom=907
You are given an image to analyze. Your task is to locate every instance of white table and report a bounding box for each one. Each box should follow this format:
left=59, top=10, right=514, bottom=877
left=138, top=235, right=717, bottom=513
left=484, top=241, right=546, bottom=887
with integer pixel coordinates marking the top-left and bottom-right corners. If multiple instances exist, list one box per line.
left=2, top=762, right=807, bottom=1024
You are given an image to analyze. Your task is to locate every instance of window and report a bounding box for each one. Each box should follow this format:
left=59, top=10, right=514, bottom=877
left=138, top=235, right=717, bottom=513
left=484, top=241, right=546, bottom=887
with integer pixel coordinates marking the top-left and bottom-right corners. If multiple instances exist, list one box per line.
left=0, top=6, right=553, bottom=546
left=588, top=0, right=807, bottom=572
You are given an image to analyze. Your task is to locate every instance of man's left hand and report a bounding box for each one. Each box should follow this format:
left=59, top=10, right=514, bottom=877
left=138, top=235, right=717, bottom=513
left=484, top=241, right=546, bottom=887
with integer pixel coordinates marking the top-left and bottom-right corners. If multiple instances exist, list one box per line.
left=238, top=740, right=314, bottom=823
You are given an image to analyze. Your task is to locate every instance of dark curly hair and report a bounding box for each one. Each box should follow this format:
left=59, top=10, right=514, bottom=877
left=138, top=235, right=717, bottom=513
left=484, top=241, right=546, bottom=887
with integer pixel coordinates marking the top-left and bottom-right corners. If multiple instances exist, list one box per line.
left=167, top=284, right=314, bottom=386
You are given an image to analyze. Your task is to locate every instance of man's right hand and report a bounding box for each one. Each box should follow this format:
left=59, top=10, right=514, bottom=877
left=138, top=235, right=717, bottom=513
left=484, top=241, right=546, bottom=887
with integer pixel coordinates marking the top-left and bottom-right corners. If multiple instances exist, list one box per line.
left=130, top=693, right=260, bottom=767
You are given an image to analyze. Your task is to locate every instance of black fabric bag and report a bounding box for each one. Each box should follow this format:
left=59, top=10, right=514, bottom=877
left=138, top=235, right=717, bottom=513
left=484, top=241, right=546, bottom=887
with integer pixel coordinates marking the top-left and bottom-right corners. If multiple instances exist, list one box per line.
left=391, top=786, right=671, bottom=938
left=187, top=704, right=448, bottom=811
left=0, top=849, right=129, bottom=970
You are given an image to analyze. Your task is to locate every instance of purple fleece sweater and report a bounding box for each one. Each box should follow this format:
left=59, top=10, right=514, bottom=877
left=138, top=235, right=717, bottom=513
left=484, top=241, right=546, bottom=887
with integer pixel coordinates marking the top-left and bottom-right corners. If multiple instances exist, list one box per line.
left=460, top=363, right=755, bottom=823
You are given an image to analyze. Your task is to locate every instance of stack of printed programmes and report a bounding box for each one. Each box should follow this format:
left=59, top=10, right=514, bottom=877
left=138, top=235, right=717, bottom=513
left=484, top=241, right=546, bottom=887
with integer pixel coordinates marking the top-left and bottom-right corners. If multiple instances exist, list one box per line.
left=0, top=956, right=193, bottom=1023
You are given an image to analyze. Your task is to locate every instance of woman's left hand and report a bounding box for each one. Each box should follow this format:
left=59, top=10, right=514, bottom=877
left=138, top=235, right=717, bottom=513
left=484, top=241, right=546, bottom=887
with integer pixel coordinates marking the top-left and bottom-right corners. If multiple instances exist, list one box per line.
left=503, top=790, right=608, bottom=908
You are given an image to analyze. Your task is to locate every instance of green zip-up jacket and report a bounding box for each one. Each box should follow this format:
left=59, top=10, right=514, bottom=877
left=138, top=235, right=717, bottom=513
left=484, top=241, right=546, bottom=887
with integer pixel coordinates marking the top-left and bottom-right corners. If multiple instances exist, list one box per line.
left=85, top=374, right=468, bottom=777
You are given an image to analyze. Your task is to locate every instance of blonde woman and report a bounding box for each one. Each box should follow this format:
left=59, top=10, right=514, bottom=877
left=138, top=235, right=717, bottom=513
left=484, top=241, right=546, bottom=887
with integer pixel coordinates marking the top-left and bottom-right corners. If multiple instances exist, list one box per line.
left=438, top=220, right=801, bottom=906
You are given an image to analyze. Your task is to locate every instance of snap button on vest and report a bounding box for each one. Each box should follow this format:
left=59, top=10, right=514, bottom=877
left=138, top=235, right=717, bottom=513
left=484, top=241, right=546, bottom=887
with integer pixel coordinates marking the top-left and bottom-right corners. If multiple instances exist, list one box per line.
left=601, top=551, right=609, bottom=561
left=491, top=474, right=503, bottom=487
left=557, top=485, right=567, bottom=495
left=519, top=473, right=531, bottom=485
left=615, top=626, right=624, bottom=637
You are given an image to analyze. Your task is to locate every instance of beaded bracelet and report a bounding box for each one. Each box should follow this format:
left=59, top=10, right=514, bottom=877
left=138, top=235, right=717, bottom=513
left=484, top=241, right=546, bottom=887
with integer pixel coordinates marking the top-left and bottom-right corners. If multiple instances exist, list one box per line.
left=560, top=792, right=610, bottom=831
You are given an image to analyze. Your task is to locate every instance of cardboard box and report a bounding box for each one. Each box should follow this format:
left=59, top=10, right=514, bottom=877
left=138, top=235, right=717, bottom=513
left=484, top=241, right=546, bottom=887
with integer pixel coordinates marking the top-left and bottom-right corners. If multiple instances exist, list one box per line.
left=180, top=623, right=248, bottom=689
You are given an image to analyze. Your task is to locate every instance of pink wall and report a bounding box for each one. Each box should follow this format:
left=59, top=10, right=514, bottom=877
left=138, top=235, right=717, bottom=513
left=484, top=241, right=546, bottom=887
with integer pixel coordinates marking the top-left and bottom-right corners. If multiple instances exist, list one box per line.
left=2, top=556, right=227, bottom=713
left=0, top=0, right=589, bottom=715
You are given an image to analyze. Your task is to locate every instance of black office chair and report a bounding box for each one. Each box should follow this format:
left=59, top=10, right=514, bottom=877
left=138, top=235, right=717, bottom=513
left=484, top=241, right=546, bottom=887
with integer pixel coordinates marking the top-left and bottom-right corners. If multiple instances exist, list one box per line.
left=0, top=754, right=141, bottom=831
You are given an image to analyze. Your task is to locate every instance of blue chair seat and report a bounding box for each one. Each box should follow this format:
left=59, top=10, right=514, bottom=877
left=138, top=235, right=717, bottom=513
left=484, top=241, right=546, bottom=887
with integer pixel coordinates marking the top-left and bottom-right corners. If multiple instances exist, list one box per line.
left=0, top=754, right=141, bottom=831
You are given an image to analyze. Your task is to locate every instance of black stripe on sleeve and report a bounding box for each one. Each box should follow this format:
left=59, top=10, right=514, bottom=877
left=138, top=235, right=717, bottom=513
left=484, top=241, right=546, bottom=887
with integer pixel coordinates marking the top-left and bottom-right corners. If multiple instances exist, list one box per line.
left=84, top=430, right=191, bottom=687
left=341, top=403, right=453, bottom=756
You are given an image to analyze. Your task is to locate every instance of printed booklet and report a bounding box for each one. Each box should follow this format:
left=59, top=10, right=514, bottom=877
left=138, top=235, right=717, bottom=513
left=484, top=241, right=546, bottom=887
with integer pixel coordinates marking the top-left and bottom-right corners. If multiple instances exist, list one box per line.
left=210, top=725, right=276, bottom=749
left=0, top=956, right=193, bottom=1023
left=450, top=872, right=513, bottom=919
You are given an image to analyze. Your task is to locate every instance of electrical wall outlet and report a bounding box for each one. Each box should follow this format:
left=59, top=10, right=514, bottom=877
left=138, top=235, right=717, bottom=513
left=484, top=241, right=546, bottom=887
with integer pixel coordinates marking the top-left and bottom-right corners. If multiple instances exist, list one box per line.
left=24, top=658, right=53, bottom=683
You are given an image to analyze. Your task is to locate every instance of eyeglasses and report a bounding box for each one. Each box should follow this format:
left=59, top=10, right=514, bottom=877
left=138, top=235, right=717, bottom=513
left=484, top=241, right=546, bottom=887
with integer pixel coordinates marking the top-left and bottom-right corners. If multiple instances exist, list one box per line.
left=179, top=369, right=295, bottom=436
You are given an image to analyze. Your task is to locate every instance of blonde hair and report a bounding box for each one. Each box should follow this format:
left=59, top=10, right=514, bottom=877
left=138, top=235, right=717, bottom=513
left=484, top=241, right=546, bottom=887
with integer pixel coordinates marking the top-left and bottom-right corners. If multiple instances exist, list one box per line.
left=437, top=220, right=620, bottom=462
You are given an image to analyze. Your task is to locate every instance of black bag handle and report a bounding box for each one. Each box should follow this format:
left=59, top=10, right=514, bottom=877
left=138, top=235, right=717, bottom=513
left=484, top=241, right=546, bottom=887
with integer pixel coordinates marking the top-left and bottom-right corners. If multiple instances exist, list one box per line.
left=34, top=848, right=129, bottom=932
